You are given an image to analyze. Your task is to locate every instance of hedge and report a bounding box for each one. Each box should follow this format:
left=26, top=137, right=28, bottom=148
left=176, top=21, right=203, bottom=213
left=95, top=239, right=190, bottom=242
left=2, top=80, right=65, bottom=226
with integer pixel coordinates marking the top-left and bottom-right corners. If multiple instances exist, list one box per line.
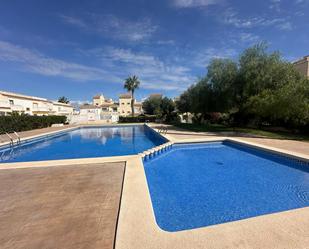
left=119, top=115, right=157, bottom=123
left=0, top=115, right=67, bottom=134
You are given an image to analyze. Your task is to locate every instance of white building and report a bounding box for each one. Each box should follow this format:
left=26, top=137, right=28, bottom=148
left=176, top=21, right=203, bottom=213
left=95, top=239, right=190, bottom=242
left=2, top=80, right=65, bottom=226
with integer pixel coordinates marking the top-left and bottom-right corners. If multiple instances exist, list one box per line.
left=75, top=104, right=119, bottom=124
left=52, top=101, right=74, bottom=116
left=0, top=90, right=74, bottom=117
left=293, top=55, right=309, bottom=78
left=118, top=93, right=142, bottom=117
left=72, top=93, right=143, bottom=124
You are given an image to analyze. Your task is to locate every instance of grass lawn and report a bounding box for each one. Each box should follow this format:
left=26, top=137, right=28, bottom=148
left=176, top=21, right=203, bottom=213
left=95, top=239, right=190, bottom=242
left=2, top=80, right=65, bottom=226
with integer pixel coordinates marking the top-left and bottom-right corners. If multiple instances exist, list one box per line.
left=175, top=123, right=309, bottom=141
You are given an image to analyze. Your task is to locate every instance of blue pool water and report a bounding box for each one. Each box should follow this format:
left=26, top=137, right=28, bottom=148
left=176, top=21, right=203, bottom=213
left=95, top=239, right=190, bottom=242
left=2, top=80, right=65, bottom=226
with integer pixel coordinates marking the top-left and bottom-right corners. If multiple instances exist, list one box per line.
left=0, top=125, right=166, bottom=163
left=144, top=142, right=309, bottom=232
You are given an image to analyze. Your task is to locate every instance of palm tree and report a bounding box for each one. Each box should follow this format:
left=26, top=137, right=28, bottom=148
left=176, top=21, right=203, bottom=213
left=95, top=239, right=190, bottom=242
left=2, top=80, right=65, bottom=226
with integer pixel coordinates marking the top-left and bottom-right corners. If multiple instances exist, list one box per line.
left=58, top=96, right=70, bottom=104
left=124, top=75, right=140, bottom=117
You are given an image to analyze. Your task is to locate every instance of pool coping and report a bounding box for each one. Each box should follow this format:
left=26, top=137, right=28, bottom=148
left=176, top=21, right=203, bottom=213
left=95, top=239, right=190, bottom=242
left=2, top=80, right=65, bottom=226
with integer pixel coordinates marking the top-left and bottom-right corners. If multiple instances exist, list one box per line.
left=0, top=123, right=308, bottom=249
left=116, top=139, right=309, bottom=249
left=115, top=124, right=309, bottom=249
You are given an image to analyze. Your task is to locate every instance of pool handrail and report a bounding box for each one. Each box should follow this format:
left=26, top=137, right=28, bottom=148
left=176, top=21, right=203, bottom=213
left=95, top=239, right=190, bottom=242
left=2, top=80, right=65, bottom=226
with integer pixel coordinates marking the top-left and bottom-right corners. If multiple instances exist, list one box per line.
left=13, top=131, right=21, bottom=144
left=5, top=132, right=14, bottom=147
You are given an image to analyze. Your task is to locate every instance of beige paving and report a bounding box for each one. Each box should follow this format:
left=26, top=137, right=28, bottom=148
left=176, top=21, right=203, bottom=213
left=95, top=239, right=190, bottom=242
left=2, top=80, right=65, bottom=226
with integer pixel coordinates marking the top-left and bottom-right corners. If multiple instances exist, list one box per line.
left=0, top=125, right=77, bottom=144
left=0, top=162, right=125, bottom=249
left=116, top=124, right=309, bottom=249
left=1, top=123, right=308, bottom=249
left=151, top=124, right=309, bottom=155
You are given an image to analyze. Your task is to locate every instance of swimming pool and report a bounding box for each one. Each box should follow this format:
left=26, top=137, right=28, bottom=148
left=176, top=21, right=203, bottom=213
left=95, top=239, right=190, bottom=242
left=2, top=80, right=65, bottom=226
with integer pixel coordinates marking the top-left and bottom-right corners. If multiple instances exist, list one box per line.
left=0, top=125, right=167, bottom=163
left=144, top=141, right=309, bottom=232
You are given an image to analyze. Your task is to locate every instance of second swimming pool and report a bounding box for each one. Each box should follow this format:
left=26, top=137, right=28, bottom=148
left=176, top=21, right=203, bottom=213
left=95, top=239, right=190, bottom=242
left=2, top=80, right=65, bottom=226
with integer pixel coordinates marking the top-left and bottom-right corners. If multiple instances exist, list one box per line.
left=144, top=142, right=309, bottom=232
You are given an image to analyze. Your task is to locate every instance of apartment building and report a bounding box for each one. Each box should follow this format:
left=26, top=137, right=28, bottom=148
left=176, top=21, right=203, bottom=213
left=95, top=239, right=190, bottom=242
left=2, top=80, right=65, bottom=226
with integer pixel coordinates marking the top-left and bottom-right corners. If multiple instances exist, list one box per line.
left=293, top=55, right=309, bottom=78
left=52, top=101, right=75, bottom=116
left=75, top=93, right=143, bottom=123
left=0, top=90, right=73, bottom=116
left=118, top=93, right=142, bottom=116
left=78, top=103, right=119, bottom=123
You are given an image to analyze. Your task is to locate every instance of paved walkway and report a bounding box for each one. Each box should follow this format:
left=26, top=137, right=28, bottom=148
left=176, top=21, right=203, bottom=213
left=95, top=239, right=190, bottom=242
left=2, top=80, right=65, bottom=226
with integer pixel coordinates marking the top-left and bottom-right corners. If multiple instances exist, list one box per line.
left=152, top=124, right=309, bottom=155
left=0, top=162, right=125, bottom=249
left=0, top=125, right=77, bottom=144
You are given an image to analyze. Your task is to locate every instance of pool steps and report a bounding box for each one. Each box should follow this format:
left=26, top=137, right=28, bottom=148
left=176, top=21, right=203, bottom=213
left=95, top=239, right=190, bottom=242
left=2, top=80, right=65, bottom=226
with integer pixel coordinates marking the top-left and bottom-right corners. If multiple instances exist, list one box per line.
left=140, top=142, right=173, bottom=162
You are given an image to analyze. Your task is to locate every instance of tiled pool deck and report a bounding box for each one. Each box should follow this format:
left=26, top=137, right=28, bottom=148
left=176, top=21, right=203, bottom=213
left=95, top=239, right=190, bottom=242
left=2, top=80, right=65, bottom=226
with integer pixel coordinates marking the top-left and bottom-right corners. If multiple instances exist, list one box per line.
left=0, top=124, right=308, bottom=249
left=0, top=125, right=78, bottom=144
left=0, top=162, right=125, bottom=249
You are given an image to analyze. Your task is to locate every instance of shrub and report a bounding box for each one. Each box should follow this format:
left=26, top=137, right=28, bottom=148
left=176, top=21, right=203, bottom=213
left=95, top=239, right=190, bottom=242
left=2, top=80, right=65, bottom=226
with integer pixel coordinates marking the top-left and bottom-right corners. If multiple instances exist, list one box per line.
left=118, top=115, right=157, bottom=123
left=0, top=114, right=67, bottom=134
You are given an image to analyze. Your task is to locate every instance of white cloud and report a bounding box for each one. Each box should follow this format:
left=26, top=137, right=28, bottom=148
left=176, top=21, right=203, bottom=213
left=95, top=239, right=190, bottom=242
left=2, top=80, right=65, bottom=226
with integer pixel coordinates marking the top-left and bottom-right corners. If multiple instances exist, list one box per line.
left=60, top=14, right=157, bottom=42
left=104, top=47, right=161, bottom=67
left=222, top=9, right=293, bottom=31
left=157, top=40, right=175, bottom=45
left=295, top=0, right=309, bottom=3
left=0, top=40, right=121, bottom=82
left=59, top=15, right=87, bottom=29
left=276, top=21, right=293, bottom=30
left=193, top=47, right=238, bottom=67
left=0, top=40, right=195, bottom=91
left=83, top=47, right=195, bottom=91
left=238, top=32, right=260, bottom=43
left=269, top=0, right=282, bottom=12
left=172, top=0, right=222, bottom=8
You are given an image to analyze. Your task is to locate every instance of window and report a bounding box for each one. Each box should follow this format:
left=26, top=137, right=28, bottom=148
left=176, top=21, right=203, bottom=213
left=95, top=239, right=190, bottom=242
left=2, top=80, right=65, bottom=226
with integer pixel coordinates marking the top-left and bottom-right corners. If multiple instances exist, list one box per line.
left=9, top=100, right=14, bottom=105
left=127, top=102, right=130, bottom=105
left=26, top=108, right=30, bottom=111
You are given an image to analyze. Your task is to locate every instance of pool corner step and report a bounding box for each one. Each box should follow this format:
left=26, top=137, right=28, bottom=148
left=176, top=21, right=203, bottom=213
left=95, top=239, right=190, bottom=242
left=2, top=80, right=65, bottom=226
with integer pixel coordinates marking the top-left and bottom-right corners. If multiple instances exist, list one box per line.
left=141, top=142, right=173, bottom=162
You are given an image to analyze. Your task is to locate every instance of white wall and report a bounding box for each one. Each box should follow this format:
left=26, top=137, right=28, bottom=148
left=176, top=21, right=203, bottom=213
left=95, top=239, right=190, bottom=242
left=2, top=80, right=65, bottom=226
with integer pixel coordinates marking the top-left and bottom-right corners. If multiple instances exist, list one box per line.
left=71, top=108, right=119, bottom=124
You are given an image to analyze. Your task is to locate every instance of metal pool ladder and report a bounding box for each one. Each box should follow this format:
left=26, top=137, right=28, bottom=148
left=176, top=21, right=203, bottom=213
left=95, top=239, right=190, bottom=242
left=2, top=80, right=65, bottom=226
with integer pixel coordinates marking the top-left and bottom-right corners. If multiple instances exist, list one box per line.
left=5, top=131, right=21, bottom=147
left=158, top=126, right=168, bottom=134
left=1, top=131, right=20, bottom=161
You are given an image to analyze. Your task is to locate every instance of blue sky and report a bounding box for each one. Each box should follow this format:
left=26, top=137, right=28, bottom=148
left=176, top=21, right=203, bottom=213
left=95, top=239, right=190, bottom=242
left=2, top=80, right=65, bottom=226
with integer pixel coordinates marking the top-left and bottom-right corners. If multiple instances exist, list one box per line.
left=0, top=0, right=308, bottom=102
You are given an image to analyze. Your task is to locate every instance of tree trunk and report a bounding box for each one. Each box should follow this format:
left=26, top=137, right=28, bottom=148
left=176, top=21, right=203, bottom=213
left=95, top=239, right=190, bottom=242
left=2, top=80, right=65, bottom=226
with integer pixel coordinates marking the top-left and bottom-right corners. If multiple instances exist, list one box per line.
left=131, top=91, right=135, bottom=117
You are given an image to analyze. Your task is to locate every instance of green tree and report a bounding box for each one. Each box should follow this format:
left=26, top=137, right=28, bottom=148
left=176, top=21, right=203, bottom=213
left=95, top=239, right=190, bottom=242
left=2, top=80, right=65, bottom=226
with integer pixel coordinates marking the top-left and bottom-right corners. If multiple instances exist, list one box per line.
left=206, top=58, right=239, bottom=111
left=159, top=97, right=176, bottom=122
left=176, top=90, right=191, bottom=114
left=177, top=42, right=309, bottom=129
left=142, top=95, right=162, bottom=115
left=58, top=96, right=70, bottom=104
left=143, top=95, right=177, bottom=122
left=246, top=78, right=309, bottom=128
left=124, top=75, right=140, bottom=117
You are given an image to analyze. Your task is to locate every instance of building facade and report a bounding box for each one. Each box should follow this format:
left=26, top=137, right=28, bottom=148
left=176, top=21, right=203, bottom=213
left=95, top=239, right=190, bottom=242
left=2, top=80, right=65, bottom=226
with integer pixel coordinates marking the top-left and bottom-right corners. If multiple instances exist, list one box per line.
left=0, top=90, right=74, bottom=117
left=77, top=104, right=119, bottom=124
left=118, top=93, right=142, bottom=117
left=74, top=93, right=143, bottom=123
left=293, top=55, right=309, bottom=78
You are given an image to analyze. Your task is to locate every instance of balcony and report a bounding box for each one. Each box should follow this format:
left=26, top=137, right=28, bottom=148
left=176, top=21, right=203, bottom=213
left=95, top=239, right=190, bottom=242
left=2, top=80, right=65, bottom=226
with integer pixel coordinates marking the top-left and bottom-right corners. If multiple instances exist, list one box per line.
left=10, top=104, right=25, bottom=112
left=32, top=107, right=51, bottom=113
left=101, top=110, right=118, bottom=115
left=0, top=101, right=10, bottom=109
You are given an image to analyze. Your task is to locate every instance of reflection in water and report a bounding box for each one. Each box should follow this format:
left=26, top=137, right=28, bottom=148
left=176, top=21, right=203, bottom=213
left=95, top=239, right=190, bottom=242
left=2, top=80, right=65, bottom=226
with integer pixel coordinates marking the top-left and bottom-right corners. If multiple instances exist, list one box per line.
left=0, top=125, right=167, bottom=163
left=1, top=139, right=53, bottom=161
left=77, top=126, right=142, bottom=145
